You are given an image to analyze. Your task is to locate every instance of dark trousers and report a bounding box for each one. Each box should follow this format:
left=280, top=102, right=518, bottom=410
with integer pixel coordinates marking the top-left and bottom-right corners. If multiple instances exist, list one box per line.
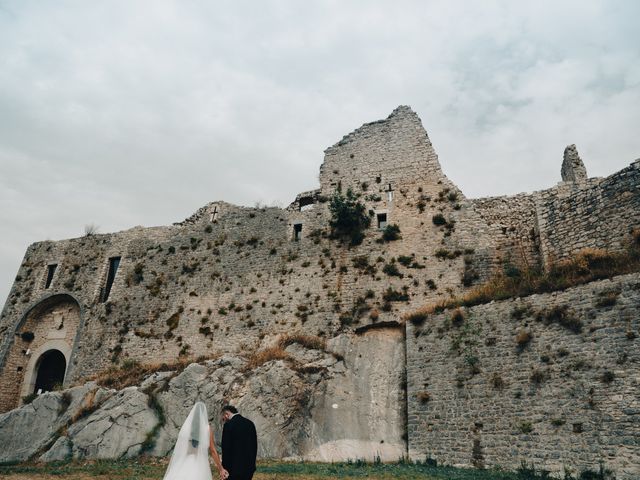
left=228, top=475, right=253, bottom=480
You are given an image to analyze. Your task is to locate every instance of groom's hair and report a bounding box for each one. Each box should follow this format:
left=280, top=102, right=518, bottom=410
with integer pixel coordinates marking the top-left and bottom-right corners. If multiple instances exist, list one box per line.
left=222, top=405, right=238, bottom=414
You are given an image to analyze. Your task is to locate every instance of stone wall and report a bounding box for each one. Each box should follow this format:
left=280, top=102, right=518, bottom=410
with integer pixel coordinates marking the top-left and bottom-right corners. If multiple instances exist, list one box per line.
left=406, top=273, right=640, bottom=479
left=537, top=160, right=640, bottom=265
left=0, top=295, right=81, bottom=410
left=0, top=105, right=638, bottom=473
left=0, top=107, right=499, bottom=413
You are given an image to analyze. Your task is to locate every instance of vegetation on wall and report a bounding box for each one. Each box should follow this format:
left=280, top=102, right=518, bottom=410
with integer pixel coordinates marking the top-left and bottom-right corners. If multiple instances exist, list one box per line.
left=329, top=189, right=371, bottom=246
left=407, top=236, right=640, bottom=318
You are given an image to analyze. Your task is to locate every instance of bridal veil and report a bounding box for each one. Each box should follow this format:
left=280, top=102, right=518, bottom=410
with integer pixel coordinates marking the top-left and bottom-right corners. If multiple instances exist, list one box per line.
left=163, top=401, right=212, bottom=480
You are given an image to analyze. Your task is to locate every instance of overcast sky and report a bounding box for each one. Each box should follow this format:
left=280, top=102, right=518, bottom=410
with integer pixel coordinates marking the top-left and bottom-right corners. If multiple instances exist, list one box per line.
left=1, top=0, right=639, bottom=307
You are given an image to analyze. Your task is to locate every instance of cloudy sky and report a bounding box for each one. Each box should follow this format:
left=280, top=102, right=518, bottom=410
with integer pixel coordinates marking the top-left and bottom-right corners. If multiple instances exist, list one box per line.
left=1, top=0, right=639, bottom=306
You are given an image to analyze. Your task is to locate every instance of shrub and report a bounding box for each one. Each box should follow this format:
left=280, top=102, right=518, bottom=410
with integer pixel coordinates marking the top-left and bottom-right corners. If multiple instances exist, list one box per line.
left=329, top=189, right=371, bottom=245
left=382, top=224, right=401, bottom=242
left=279, top=334, right=326, bottom=351
left=490, top=373, right=505, bottom=389
left=518, top=422, right=533, bottom=434
left=416, top=391, right=431, bottom=403
left=93, top=355, right=219, bottom=390
left=432, top=214, right=447, bottom=226
left=551, top=418, right=565, bottom=427
left=516, top=329, right=533, bottom=349
left=595, top=290, right=620, bottom=308
left=450, top=308, right=465, bottom=327
left=352, top=255, right=370, bottom=269
left=435, top=248, right=462, bottom=260
left=541, top=305, right=582, bottom=333
left=382, top=263, right=402, bottom=277
left=410, top=245, right=640, bottom=313
left=243, top=346, right=289, bottom=371
left=383, top=288, right=409, bottom=302
left=530, top=369, right=545, bottom=384
left=397, top=255, right=413, bottom=266
left=601, top=370, right=615, bottom=383
left=406, top=311, right=428, bottom=327
left=22, top=393, right=37, bottom=405
left=165, top=313, right=180, bottom=337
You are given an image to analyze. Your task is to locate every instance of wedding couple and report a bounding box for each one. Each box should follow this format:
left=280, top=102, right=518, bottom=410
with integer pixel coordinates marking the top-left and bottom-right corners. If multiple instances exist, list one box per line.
left=163, top=402, right=257, bottom=480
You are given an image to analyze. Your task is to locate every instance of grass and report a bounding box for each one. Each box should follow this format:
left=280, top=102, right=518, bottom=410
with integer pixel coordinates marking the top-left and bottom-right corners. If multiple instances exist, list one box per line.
left=90, top=354, right=220, bottom=390
left=0, top=458, right=592, bottom=480
left=406, top=244, right=640, bottom=321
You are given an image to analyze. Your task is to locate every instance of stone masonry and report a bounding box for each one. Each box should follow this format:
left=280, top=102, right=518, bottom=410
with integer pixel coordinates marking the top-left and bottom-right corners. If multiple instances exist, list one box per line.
left=0, top=106, right=638, bottom=476
left=407, top=273, right=640, bottom=478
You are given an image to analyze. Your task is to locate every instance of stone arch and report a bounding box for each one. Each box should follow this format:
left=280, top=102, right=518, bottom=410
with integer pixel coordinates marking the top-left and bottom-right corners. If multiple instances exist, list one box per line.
left=0, top=293, right=82, bottom=412
left=20, top=341, right=72, bottom=398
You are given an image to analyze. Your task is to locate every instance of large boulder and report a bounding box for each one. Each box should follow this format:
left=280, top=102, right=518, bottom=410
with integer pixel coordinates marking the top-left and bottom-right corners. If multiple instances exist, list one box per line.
left=0, top=332, right=407, bottom=463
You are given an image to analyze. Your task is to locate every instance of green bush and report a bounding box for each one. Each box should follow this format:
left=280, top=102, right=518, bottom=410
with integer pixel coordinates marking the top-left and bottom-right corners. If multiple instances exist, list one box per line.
left=382, top=224, right=401, bottom=241
left=329, top=189, right=371, bottom=245
left=432, top=213, right=447, bottom=226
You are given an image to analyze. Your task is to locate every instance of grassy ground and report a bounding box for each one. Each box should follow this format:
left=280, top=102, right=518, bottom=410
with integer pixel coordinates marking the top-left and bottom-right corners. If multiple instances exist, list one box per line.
left=0, top=459, right=560, bottom=480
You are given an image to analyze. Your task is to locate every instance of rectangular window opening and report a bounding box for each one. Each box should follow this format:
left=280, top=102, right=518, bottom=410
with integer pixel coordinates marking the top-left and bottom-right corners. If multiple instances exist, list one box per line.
left=293, top=223, right=302, bottom=241
left=377, top=213, right=388, bottom=230
left=45, top=264, right=57, bottom=289
left=101, top=256, right=121, bottom=302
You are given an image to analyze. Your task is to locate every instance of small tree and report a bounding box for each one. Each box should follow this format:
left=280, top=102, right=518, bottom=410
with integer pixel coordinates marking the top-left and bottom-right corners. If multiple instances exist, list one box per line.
left=329, top=189, right=371, bottom=245
left=84, top=223, right=99, bottom=236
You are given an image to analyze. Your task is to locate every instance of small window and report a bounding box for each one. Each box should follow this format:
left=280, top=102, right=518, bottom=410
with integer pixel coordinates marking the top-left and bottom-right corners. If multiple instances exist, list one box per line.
left=293, top=223, right=302, bottom=241
left=101, top=256, right=121, bottom=302
left=377, top=213, right=387, bottom=229
left=44, top=264, right=57, bottom=289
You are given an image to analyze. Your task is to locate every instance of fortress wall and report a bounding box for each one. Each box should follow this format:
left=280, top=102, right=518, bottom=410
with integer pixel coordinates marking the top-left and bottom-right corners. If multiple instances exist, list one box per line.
left=536, top=160, right=640, bottom=265
left=0, top=297, right=80, bottom=411
left=0, top=107, right=507, bottom=413
left=406, top=273, right=640, bottom=479
left=471, top=194, right=542, bottom=270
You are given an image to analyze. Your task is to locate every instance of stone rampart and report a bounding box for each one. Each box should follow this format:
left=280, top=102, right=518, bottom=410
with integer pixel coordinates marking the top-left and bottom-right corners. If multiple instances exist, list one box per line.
left=406, top=273, right=640, bottom=479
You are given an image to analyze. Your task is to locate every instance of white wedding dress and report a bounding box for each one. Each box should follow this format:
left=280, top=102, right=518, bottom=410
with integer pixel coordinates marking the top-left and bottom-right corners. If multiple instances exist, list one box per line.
left=163, top=402, right=213, bottom=480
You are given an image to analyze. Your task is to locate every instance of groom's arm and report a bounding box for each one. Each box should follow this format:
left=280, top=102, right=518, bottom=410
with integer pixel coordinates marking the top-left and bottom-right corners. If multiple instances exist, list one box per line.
left=221, top=422, right=231, bottom=469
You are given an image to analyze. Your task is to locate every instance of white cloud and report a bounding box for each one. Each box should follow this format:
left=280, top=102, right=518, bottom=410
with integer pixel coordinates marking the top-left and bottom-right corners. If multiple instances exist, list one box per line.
left=0, top=0, right=638, bottom=305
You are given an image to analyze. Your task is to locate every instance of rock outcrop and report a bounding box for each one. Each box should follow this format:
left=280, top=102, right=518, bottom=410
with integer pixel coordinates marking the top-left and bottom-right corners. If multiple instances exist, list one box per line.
left=0, top=329, right=406, bottom=464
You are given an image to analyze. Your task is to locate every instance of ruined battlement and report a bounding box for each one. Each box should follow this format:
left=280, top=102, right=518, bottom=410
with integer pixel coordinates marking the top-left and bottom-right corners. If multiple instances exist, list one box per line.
left=0, top=106, right=638, bottom=477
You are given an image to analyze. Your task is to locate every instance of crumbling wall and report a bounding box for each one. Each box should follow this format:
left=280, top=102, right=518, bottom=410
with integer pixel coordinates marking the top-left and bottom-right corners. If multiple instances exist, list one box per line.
left=537, top=160, right=640, bottom=265
left=1, top=107, right=498, bottom=413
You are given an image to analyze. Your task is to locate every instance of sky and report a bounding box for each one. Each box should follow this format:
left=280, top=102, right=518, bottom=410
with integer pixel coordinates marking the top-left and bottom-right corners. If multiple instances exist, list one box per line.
left=0, top=0, right=639, bottom=307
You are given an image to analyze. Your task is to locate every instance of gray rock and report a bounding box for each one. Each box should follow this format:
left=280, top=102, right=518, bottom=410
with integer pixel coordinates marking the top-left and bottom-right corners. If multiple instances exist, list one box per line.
left=0, top=392, right=67, bottom=462
left=40, top=436, right=72, bottom=462
left=69, top=387, right=158, bottom=459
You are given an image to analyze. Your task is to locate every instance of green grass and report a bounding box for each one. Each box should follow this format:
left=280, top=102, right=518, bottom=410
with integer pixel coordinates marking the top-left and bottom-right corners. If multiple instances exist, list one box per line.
left=0, top=458, right=611, bottom=480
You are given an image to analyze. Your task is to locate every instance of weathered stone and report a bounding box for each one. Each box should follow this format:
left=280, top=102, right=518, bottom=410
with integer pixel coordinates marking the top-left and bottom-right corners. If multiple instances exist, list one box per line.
left=68, top=387, right=158, bottom=459
left=0, top=106, right=638, bottom=478
left=40, top=436, right=72, bottom=462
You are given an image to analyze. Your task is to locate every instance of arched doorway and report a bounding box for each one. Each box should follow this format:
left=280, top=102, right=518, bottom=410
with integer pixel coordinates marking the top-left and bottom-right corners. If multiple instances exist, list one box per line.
left=0, top=293, right=82, bottom=412
left=33, top=349, right=66, bottom=394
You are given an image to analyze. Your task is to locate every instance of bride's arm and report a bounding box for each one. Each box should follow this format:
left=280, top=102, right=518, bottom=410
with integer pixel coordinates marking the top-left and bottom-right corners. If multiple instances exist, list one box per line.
left=209, top=425, right=227, bottom=478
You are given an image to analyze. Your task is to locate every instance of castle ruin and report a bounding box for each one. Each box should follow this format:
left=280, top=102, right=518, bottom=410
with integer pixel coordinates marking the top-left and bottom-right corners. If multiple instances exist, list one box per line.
left=0, top=106, right=638, bottom=477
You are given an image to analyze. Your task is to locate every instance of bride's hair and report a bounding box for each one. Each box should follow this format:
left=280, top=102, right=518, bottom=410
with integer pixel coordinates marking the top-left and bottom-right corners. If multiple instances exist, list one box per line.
left=190, top=403, right=204, bottom=448
left=163, top=402, right=210, bottom=479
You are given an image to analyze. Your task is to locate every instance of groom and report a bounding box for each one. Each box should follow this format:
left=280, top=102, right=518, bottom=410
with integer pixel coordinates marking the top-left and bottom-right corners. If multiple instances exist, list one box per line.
left=220, top=405, right=257, bottom=480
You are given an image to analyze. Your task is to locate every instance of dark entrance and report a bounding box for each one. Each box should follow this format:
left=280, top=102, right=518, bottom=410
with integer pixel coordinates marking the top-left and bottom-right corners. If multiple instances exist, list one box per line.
left=33, top=350, right=66, bottom=394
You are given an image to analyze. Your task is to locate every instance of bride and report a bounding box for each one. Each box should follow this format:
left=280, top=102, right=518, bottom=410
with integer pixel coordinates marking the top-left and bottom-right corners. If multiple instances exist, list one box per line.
left=163, top=401, right=229, bottom=480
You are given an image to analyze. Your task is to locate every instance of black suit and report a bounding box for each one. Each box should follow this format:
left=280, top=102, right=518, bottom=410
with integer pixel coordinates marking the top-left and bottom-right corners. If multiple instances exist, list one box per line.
left=221, top=414, right=257, bottom=480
